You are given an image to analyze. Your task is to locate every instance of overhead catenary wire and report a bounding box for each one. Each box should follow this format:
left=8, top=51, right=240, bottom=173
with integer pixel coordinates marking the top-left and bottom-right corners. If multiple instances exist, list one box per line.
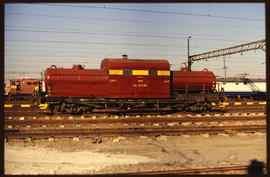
left=6, top=47, right=264, bottom=59
left=6, top=12, right=264, bottom=29
left=5, top=50, right=185, bottom=58
left=29, top=3, right=265, bottom=22
left=5, top=25, right=265, bottom=40
left=4, top=43, right=177, bottom=53
left=5, top=41, right=265, bottom=55
left=7, top=37, right=260, bottom=51
left=5, top=28, right=254, bottom=43
left=4, top=39, right=198, bottom=48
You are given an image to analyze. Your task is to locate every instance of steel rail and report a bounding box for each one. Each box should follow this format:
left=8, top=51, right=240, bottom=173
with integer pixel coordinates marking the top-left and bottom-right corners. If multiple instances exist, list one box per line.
left=4, top=125, right=266, bottom=139
left=4, top=115, right=266, bottom=126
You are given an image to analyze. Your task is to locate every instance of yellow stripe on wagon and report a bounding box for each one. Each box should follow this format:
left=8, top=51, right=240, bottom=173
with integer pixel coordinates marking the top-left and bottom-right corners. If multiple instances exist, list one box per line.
left=234, top=102, right=242, bottom=105
left=247, top=102, right=254, bottom=105
left=157, top=70, right=170, bottom=76
left=4, top=104, right=13, bottom=108
left=259, top=101, right=266, bottom=105
left=132, top=70, right=149, bottom=76
left=21, top=104, right=31, bottom=108
left=109, top=70, right=123, bottom=75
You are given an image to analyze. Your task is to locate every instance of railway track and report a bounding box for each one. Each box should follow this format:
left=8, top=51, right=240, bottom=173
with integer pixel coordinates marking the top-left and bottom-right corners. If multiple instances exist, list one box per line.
left=4, top=100, right=266, bottom=140
left=4, top=110, right=266, bottom=120
left=4, top=125, right=266, bottom=140
left=218, top=105, right=265, bottom=111
left=4, top=113, right=266, bottom=140
left=4, top=113, right=266, bottom=124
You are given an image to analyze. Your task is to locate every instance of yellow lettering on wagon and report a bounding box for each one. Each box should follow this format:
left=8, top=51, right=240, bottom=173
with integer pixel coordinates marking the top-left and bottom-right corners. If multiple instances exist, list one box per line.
left=138, top=84, right=148, bottom=87
left=110, top=79, right=117, bottom=83
left=164, top=80, right=170, bottom=83
left=157, top=70, right=170, bottom=76
left=132, top=84, right=148, bottom=87
left=47, top=86, right=52, bottom=97
left=109, top=70, right=123, bottom=75
left=212, top=81, right=216, bottom=90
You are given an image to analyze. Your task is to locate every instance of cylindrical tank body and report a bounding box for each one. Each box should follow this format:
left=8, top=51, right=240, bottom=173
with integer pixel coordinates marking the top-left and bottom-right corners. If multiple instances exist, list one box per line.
left=45, top=64, right=108, bottom=97
left=172, top=68, right=216, bottom=93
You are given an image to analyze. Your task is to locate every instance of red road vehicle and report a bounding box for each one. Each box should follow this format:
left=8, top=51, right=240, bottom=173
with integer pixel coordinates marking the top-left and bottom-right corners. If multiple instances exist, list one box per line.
left=42, top=57, right=221, bottom=114
left=8, top=79, right=41, bottom=101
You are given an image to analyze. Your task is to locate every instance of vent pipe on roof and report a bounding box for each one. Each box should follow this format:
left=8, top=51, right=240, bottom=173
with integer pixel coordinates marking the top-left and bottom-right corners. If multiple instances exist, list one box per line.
left=72, top=64, right=83, bottom=70
left=122, top=54, right=128, bottom=59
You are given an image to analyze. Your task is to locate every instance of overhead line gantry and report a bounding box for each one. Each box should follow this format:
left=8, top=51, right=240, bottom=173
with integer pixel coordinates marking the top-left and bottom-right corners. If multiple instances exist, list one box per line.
left=187, top=39, right=266, bottom=69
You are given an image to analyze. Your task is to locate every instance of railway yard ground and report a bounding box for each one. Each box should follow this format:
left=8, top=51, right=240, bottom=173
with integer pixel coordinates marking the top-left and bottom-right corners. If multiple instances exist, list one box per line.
left=4, top=102, right=267, bottom=175
left=5, top=131, right=266, bottom=175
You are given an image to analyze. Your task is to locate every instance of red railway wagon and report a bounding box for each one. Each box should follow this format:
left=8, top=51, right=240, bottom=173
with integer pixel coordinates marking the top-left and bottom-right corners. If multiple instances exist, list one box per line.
left=9, top=79, right=40, bottom=100
left=42, top=58, right=221, bottom=114
left=172, top=68, right=216, bottom=93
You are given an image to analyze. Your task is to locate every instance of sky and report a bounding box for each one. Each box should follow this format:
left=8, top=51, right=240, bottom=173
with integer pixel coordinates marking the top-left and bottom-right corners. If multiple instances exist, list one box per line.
left=4, top=3, right=266, bottom=84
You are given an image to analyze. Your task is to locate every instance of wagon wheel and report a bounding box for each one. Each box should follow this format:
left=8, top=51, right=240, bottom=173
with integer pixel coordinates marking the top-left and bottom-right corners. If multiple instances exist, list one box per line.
left=188, top=104, right=196, bottom=112
left=53, top=104, right=61, bottom=114
left=49, top=104, right=60, bottom=114
left=195, top=103, right=204, bottom=113
left=75, top=106, right=84, bottom=115
left=206, top=102, right=212, bottom=111
left=174, top=105, right=183, bottom=112
left=86, top=106, right=93, bottom=113
left=70, top=106, right=78, bottom=115
left=68, top=106, right=83, bottom=115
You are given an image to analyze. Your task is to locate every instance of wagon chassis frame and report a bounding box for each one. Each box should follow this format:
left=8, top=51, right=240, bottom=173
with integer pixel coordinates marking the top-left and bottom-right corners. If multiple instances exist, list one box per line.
left=46, top=92, right=219, bottom=114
